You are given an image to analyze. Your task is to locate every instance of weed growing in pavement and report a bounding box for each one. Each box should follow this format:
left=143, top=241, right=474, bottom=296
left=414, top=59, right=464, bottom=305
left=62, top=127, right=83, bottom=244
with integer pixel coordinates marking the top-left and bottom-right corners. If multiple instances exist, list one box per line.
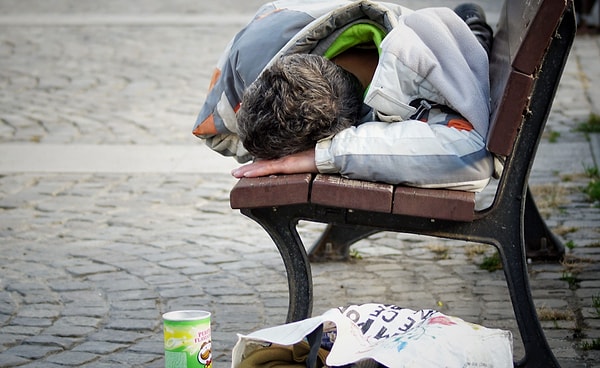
left=581, top=339, right=600, bottom=351
left=553, top=226, right=578, bottom=237
left=583, top=176, right=600, bottom=205
left=465, top=244, right=488, bottom=261
left=428, top=244, right=450, bottom=260
left=349, top=248, right=362, bottom=260
left=584, top=164, right=599, bottom=178
left=547, top=130, right=561, bottom=143
left=530, top=183, right=569, bottom=217
left=560, top=254, right=588, bottom=289
left=560, top=256, right=584, bottom=290
left=575, top=113, right=600, bottom=134
left=579, top=294, right=600, bottom=351
left=479, top=251, right=502, bottom=272
left=561, top=173, right=573, bottom=182
left=560, top=271, right=579, bottom=289
left=581, top=164, right=600, bottom=205
left=537, top=306, right=574, bottom=322
left=577, top=117, right=600, bottom=205
left=593, top=294, right=600, bottom=315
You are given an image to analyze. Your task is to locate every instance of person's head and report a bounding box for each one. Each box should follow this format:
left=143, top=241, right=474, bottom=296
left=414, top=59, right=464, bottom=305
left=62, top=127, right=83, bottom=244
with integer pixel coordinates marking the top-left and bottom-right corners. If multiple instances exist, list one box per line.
left=237, top=53, right=363, bottom=160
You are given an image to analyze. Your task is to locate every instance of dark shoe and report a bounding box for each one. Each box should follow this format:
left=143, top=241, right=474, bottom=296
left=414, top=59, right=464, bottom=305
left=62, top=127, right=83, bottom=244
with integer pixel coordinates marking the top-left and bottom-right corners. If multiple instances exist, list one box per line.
left=454, top=3, right=494, bottom=56
left=454, top=3, right=488, bottom=23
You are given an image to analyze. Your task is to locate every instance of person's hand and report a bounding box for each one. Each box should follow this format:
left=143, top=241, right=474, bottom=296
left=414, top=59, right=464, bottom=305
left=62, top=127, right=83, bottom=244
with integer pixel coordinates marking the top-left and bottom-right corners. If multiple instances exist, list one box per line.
left=231, top=149, right=317, bottom=178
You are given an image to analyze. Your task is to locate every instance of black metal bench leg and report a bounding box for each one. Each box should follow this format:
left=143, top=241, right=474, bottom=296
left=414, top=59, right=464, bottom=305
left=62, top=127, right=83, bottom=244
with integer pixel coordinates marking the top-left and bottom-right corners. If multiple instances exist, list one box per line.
left=524, top=187, right=565, bottom=261
left=496, top=226, right=560, bottom=367
left=308, top=224, right=380, bottom=262
left=241, top=207, right=313, bottom=323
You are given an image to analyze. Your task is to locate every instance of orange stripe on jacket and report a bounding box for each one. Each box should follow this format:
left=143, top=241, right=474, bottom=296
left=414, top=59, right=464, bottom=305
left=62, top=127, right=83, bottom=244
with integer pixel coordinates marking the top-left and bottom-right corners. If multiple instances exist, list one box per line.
left=447, top=118, right=474, bottom=131
left=193, top=102, right=242, bottom=137
left=193, top=115, right=218, bottom=136
left=193, top=68, right=243, bottom=137
left=193, top=68, right=224, bottom=137
left=208, top=68, right=221, bottom=91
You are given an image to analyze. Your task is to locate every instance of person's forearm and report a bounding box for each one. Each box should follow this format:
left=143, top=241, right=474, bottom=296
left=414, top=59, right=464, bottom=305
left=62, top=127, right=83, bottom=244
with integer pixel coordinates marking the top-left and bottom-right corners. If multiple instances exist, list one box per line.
left=231, top=150, right=317, bottom=178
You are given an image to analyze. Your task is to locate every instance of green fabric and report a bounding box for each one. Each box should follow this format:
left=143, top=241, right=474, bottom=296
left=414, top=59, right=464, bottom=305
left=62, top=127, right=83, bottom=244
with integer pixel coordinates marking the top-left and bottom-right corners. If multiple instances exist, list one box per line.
left=323, top=23, right=386, bottom=60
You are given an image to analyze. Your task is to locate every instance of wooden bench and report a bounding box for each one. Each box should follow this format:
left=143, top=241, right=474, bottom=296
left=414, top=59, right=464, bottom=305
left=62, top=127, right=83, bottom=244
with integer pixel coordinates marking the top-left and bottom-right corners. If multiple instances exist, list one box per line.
left=229, top=0, right=576, bottom=366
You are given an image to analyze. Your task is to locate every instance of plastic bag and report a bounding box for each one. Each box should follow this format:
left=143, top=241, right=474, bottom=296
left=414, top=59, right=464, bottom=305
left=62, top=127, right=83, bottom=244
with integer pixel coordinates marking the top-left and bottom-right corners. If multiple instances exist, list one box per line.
left=232, top=304, right=513, bottom=368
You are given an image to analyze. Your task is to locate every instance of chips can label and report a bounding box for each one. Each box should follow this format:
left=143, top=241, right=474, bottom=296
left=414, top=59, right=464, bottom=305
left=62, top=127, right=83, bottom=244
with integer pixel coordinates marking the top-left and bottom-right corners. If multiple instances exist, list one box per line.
left=163, top=310, right=212, bottom=368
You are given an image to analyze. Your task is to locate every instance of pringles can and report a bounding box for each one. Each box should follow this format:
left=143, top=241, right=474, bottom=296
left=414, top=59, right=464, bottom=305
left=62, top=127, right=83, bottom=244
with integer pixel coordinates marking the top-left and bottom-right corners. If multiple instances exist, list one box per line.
left=163, top=310, right=212, bottom=368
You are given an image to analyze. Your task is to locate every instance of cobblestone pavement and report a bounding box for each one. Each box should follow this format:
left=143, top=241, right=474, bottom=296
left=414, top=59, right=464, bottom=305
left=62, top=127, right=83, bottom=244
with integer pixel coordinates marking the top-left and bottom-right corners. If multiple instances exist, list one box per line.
left=0, top=0, right=599, bottom=367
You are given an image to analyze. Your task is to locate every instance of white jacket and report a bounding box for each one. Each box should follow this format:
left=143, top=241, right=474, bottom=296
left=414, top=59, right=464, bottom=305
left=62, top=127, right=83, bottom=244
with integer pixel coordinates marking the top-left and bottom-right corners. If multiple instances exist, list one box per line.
left=193, top=1, right=494, bottom=191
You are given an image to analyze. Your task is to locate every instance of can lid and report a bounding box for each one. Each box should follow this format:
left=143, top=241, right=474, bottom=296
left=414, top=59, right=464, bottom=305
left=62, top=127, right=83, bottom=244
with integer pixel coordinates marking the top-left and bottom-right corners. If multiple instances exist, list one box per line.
left=163, top=310, right=211, bottom=321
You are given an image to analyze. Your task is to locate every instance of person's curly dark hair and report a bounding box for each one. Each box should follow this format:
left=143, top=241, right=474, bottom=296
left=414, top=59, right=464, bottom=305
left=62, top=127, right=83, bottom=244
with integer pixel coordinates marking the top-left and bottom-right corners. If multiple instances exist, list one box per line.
left=237, top=54, right=363, bottom=160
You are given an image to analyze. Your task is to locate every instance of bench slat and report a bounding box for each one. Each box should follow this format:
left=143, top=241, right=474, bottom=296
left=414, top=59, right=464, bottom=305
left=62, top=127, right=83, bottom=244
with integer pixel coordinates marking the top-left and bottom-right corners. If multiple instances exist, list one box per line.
left=487, top=70, right=534, bottom=156
left=392, top=187, right=475, bottom=221
left=230, top=174, right=312, bottom=209
left=311, top=174, right=394, bottom=213
left=509, top=0, right=567, bottom=74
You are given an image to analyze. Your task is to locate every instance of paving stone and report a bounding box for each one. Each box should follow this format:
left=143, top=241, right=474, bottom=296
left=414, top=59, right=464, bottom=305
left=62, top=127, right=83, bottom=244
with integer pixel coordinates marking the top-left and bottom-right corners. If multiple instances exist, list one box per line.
left=0, top=353, right=31, bottom=366
left=22, top=334, right=82, bottom=349
left=6, top=344, right=63, bottom=359
left=99, top=350, right=161, bottom=366
left=72, top=341, right=128, bottom=354
left=45, top=351, right=98, bottom=365
left=88, top=329, right=151, bottom=344
left=104, top=318, right=159, bottom=332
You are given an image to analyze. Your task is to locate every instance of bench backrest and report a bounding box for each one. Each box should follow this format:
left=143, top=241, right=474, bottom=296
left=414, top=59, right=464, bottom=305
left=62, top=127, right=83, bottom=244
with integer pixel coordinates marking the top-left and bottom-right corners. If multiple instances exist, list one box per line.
left=487, top=0, right=568, bottom=156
